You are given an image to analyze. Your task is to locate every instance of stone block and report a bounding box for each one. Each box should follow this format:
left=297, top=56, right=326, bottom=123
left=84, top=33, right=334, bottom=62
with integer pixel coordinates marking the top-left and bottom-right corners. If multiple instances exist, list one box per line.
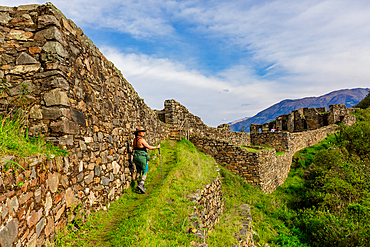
left=112, top=161, right=120, bottom=175
left=49, top=77, right=70, bottom=90
left=38, top=15, right=61, bottom=28
left=65, top=188, right=75, bottom=207
left=17, top=4, right=40, bottom=11
left=27, top=209, right=42, bottom=228
left=77, top=172, right=84, bottom=182
left=0, top=12, right=12, bottom=24
left=45, top=192, right=52, bottom=216
left=7, top=196, right=19, bottom=215
left=29, top=47, right=42, bottom=54
left=84, top=137, right=94, bottom=143
left=6, top=30, right=33, bottom=41
left=71, top=108, right=86, bottom=125
left=43, top=41, right=69, bottom=58
left=35, top=26, right=67, bottom=47
left=19, top=192, right=33, bottom=205
left=29, top=105, right=43, bottom=119
left=45, top=216, right=54, bottom=237
left=47, top=172, right=59, bottom=193
left=16, top=52, right=38, bottom=65
left=0, top=219, right=18, bottom=247
left=10, top=64, right=41, bottom=74
left=44, top=88, right=70, bottom=106
left=94, top=166, right=101, bottom=176
left=102, top=176, right=110, bottom=186
left=55, top=205, right=65, bottom=221
left=36, top=217, right=45, bottom=237
left=42, top=107, right=62, bottom=119
left=84, top=171, right=94, bottom=184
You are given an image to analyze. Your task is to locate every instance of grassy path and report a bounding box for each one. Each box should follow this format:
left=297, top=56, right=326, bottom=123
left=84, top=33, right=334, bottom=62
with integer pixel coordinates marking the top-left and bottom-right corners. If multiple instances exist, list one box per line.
left=56, top=139, right=216, bottom=247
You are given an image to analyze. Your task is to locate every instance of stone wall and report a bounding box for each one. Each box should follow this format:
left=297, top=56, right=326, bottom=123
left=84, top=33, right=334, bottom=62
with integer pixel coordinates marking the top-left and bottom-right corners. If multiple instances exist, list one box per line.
left=191, top=123, right=345, bottom=193
left=0, top=154, right=117, bottom=247
left=189, top=175, right=224, bottom=246
left=250, top=104, right=356, bottom=133
left=0, top=3, right=172, bottom=247
left=159, top=99, right=250, bottom=146
left=189, top=136, right=272, bottom=191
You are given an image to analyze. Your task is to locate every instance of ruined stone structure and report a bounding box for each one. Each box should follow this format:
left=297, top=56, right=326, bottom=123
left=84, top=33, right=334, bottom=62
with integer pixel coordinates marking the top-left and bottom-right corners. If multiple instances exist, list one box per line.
left=250, top=104, right=357, bottom=133
left=0, top=4, right=171, bottom=247
left=0, top=3, right=358, bottom=247
left=157, top=99, right=250, bottom=146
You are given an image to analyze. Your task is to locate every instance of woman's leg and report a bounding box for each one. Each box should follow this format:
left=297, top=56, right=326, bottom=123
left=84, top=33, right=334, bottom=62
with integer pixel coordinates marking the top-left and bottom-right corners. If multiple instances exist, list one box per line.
left=138, top=162, right=148, bottom=191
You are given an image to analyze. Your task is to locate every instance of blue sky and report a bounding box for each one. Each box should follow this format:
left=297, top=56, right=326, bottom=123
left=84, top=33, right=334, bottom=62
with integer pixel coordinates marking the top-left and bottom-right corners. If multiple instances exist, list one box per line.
left=4, top=0, right=370, bottom=126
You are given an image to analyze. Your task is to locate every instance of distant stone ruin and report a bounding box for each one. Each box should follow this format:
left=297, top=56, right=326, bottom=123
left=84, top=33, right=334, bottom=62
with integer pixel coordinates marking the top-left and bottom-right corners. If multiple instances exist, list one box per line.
left=250, top=104, right=356, bottom=133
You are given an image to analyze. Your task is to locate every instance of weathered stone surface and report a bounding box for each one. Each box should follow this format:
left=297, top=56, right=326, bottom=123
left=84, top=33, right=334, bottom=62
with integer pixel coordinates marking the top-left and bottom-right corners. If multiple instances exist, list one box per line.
left=47, top=172, right=59, bottom=193
left=94, top=166, right=101, bottom=177
left=45, top=216, right=54, bottom=237
left=1, top=202, right=9, bottom=219
left=45, top=192, right=52, bottom=216
left=35, top=26, right=67, bottom=46
left=6, top=30, right=33, bottom=41
left=27, top=209, right=42, bottom=227
left=36, top=217, right=45, bottom=237
left=55, top=205, right=65, bottom=221
left=65, top=188, right=74, bottom=207
left=19, top=192, right=33, bottom=205
left=50, top=77, right=69, bottom=90
left=29, top=105, right=43, bottom=119
left=84, top=171, right=94, bottom=184
left=50, top=120, right=79, bottom=134
left=71, top=108, right=86, bottom=125
left=102, top=176, right=110, bottom=186
left=38, top=15, right=61, bottom=28
left=44, top=88, right=70, bottom=106
left=0, top=219, right=18, bottom=247
left=43, top=41, right=68, bottom=58
left=42, top=107, right=62, bottom=119
left=84, top=137, right=94, bottom=143
left=16, top=52, right=38, bottom=65
left=0, top=12, right=12, bottom=24
left=35, top=188, right=41, bottom=203
left=7, top=196, right=19, bottom=215
left=77, top=172, right=84, bottom=182
left=17, top=4, right=40, bottom=11
left=10, top=64, right=41, bottom=74
left=27, top=234, right=37, bottom=247
left=112, top=161, right=120, bottom=175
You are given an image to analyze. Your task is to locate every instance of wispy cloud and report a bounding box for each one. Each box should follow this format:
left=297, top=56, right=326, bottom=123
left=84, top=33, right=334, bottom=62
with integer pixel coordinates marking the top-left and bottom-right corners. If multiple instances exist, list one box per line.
left=101, top=46, right=279, bottom=125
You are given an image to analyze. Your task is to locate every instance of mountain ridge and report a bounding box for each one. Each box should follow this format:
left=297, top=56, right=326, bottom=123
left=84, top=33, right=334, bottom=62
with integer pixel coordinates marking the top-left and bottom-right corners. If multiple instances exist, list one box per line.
left=230, top=88, right=370, bottom=132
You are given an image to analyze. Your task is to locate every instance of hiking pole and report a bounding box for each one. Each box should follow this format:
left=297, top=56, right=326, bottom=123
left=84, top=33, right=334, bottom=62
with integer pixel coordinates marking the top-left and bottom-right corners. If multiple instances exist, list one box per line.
left=158, top=146, right=163, bottom=184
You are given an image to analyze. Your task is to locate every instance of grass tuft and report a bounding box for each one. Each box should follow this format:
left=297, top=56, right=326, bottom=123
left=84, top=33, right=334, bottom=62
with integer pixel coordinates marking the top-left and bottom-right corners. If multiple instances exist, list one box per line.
left=0, top=114, right=68, bottom=158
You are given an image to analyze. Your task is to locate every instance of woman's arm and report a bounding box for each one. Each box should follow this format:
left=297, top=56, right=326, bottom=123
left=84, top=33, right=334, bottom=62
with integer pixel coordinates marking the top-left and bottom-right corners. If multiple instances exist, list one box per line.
left=140, top=139, right=160, bottom=150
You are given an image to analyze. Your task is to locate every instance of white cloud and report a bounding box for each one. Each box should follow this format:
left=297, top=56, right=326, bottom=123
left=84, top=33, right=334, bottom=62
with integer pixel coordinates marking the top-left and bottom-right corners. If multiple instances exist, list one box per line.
left=101, top=46, right=280, bottom=126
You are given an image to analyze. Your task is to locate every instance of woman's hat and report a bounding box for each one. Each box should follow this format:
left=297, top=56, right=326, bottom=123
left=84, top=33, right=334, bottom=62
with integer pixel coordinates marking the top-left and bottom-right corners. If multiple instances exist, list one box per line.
left=134, top=126, right=146, bottom=133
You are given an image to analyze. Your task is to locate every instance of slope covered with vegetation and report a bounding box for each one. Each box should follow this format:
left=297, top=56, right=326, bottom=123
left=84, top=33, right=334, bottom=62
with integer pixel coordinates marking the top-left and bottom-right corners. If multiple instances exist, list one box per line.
left=356, top=91, right=370, bottom=109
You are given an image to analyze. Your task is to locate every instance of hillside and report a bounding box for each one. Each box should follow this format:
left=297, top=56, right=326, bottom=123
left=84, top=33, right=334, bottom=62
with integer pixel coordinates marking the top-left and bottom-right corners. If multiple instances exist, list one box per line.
left=230, top=88, right=369, bottom=132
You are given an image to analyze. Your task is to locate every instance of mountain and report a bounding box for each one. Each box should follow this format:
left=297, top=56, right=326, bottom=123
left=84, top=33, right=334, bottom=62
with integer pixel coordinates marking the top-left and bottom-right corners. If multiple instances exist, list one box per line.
left=230, top=88, right=370, bottom=132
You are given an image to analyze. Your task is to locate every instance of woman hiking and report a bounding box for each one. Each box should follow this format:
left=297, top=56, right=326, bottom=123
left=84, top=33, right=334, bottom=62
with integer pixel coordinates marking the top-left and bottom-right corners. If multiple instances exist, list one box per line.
left=133, top=126, right=160, bottom=193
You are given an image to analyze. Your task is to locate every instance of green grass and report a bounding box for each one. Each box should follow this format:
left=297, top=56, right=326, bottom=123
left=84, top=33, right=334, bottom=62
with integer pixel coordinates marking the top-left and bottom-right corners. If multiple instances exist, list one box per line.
left=55, top=139, right=218, bottom=247
left=276, top=151, right=286, bottom=157
left=0, top=114, right=68, bottom=158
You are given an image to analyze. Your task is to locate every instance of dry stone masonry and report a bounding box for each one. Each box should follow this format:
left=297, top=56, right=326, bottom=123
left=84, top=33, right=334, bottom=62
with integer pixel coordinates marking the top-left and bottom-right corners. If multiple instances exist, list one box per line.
left=0, top=155, right=78, bottom=247
left=0, top=3, right=171, bottom=247
left=188, top=172, right=224, bottom=246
